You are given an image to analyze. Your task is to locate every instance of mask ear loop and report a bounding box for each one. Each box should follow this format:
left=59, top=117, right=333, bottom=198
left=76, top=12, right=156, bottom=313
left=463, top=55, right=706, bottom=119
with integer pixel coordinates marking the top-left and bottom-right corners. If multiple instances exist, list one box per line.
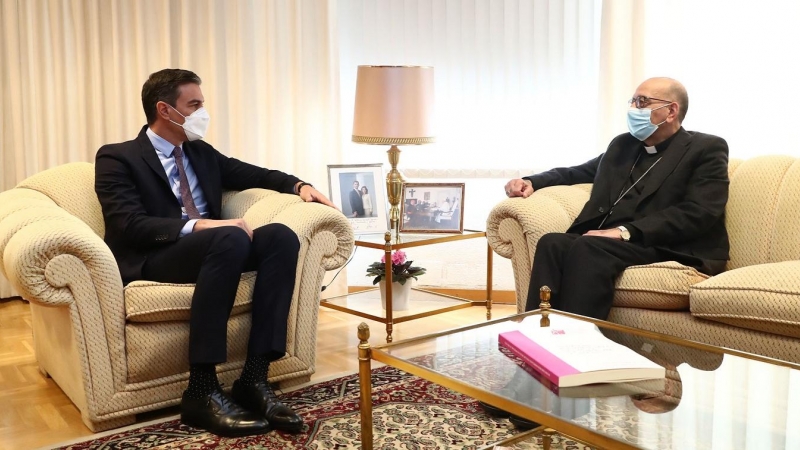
left=164, top=103, right=188, bottom=129
left=652, top=102, right=673, bottom=127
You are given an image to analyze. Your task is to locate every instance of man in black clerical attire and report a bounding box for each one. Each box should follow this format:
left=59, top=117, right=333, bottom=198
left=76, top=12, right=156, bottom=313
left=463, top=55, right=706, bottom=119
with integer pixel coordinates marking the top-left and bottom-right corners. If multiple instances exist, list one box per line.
left=349, top=180, right=366, bottom=217
left=505, top=77, right=729, bottom=321
left=95, top=69, right=337, bottom=437
left=489, top=77, right=729, bottom=431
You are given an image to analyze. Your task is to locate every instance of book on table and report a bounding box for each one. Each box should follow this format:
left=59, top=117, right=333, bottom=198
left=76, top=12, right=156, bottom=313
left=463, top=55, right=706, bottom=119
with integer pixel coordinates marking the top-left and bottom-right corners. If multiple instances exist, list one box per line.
left=505, top=351, right=667, bottom=397
left=498, top=316, right=665, bottom=388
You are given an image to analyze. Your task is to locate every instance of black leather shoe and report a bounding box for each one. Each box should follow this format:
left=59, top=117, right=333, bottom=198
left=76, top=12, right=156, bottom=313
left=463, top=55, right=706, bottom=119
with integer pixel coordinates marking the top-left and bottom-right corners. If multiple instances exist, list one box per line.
left=180, top=386, right=271, bottom=437
left=478, top=401, right=510, bottom=418
left=509, top=414, right=540, bottom=430
left=479, top=401, right=540, bottom=430
left=232, top=380, right=304, bottom=433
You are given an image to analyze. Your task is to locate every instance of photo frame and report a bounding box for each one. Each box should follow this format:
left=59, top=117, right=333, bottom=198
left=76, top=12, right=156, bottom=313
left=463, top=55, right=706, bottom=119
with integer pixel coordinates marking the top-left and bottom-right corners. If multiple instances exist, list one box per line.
left=327, top=164, right=389, bottom=234
left=400, top=183, right=465, bottom=234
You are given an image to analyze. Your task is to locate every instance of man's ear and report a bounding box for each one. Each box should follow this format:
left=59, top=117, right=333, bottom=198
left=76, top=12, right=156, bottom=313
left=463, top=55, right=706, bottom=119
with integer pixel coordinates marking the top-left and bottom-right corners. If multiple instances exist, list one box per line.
left=156, top=101, right=170, bottom=121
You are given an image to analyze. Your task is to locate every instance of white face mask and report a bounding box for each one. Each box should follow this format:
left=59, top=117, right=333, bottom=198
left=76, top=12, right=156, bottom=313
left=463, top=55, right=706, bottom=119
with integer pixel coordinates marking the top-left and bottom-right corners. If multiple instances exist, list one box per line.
left=168, top=104, right=210, bottom=141
left=626, top=104, right=669, bottom=141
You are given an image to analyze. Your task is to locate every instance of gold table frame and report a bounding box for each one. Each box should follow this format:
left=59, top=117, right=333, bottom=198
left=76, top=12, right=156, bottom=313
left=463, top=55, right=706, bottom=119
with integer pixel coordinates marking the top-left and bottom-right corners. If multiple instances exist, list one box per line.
left=321, top=229, right=493, bottom=342
left=356, top=289, right=800, bottom=449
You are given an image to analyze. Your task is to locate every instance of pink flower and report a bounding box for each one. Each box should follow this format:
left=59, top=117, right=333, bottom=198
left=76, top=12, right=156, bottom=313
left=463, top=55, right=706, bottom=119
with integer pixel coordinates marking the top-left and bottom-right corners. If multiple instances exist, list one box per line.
left=392, top=251, right=406, bottom=265
left=367, top=250, right=425, bottom=284
left=380, top=251, right=407, bottom=266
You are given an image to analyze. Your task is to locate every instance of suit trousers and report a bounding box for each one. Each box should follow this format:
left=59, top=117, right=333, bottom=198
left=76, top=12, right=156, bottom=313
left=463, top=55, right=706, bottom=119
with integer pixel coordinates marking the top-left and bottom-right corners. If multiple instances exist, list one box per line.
left=524, top=233, right=663, bottom=320
left=142, top=223, right=300, bottom=364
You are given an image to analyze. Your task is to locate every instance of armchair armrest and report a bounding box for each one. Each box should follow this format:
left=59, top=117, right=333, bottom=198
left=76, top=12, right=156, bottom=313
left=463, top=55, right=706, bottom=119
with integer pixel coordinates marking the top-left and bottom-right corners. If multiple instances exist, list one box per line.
left=238, top=193, right=354, bottom=270
left=221, top=188, right=280, bottom=220
left=486, top=184, right=591, bottom=311
left=0, top=203, right=127, bottom=416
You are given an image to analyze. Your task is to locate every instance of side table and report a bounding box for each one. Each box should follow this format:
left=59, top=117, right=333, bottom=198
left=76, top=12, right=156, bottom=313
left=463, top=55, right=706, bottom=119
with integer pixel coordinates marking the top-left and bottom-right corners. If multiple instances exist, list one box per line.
left=320, top=229, right=493, bottom=342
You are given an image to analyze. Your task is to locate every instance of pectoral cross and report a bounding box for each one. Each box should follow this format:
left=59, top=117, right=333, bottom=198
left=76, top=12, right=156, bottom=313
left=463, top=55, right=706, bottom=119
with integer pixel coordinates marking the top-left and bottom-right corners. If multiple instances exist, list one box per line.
left=408, top=189, right=416, bottom=198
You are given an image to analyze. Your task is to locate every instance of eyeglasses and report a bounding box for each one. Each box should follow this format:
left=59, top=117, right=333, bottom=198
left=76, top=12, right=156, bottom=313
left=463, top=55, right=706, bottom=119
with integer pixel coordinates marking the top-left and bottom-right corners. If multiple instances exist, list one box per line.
left=629, top=96, right=673, bottom=109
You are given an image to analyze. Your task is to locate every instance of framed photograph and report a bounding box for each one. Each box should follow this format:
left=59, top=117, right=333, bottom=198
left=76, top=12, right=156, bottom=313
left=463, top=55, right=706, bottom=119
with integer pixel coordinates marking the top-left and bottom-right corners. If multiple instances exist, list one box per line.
left=327, top=164, right=388, bottom=234
left=400, top=183, right=465, bottom=234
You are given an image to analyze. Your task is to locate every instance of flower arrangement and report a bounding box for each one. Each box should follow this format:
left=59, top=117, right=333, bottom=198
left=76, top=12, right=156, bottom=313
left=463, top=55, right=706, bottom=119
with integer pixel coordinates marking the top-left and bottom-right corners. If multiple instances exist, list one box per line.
left=366, top=250, right=426, bottom=286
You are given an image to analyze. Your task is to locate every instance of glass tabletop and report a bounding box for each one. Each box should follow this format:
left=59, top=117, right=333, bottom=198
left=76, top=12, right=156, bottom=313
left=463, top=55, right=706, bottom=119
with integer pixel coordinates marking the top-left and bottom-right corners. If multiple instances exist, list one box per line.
left=322, top=288, right=472, bottom=320
left=371, top=310, right=800, bottom=449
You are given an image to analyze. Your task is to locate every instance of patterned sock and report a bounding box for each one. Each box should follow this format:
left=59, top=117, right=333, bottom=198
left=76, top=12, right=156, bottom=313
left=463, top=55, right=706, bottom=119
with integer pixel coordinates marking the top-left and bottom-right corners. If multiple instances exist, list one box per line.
left=239, top=355, right=270, bottom=386
left=185, top=364, right=219, bottom=399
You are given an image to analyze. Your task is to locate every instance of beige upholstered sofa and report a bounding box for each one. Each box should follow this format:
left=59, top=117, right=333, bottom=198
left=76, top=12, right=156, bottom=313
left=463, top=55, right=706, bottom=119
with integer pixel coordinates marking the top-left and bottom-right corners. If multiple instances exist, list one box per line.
left=487, top=155, right=800, bottom=364
left=0, top=162, right=354, bottom=431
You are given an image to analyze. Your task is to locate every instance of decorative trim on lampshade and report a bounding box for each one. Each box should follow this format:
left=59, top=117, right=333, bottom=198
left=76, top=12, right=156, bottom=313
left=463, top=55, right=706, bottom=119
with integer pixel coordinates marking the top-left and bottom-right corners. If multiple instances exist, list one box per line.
left=351, top=135, right=435, bottom=145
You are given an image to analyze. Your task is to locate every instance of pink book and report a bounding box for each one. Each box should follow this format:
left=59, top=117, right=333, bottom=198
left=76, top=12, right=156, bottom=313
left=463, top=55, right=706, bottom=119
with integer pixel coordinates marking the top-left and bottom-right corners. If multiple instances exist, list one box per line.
left=499, top=330, right=580, bottom=386
left=498, top=326, right=664, bottom=388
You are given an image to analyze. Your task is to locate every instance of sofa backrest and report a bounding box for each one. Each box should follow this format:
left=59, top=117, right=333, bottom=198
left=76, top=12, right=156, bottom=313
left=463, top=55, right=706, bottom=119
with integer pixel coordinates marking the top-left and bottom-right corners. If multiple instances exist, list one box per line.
left=15, top=162, right=105, bottom=238
left=12, top=162, right=245, bottom=240
left=726, top=155, right=800, bottom=270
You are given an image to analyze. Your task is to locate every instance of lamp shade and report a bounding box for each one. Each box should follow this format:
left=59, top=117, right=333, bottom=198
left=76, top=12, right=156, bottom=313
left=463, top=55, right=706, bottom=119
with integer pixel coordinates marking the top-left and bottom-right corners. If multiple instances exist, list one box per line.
left=352, top=66, right=435, bottom=145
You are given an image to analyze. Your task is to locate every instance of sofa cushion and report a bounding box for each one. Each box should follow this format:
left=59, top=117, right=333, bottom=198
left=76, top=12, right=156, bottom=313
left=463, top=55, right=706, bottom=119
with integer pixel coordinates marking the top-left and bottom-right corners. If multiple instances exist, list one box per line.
left=125, top=272, right=256, bottom=322
left=690, top=261, right=800, bottom=339
left=613, top=261, right=709, bottom=310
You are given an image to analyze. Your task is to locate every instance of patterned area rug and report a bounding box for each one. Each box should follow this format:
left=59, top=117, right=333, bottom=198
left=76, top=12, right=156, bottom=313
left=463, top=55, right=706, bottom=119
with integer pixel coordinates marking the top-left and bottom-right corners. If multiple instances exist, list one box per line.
left=55, top=366, right=592, bottom=449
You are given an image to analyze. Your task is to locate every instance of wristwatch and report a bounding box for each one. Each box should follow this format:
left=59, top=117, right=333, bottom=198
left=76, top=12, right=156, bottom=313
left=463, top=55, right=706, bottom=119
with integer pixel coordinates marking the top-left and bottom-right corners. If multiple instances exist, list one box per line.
left=617, top=226, right=631, bottom=242
left=295, top=181, right=313, bottom=194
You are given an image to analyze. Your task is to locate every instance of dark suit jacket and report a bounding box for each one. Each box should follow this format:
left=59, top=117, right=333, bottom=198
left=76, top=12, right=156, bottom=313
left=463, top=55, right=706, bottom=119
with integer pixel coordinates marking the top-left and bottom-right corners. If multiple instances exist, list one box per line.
left=95, top=125, right=301, bottom=284
left=349, top=189, right=365, bottom=216
left=525, top=128, right=730, bottom=270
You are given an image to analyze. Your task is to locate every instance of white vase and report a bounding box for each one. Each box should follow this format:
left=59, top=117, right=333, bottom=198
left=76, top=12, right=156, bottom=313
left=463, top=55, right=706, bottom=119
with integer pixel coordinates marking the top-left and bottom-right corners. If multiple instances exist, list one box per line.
left=379, top=280, right=412, bottom=311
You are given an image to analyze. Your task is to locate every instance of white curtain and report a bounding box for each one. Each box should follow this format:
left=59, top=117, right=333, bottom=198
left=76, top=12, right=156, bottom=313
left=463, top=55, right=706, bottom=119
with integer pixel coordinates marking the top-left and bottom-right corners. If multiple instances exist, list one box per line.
left=338, top=0, right=604, bottom=173
left=0, top=0, right=341, bottom=192
left=599, top=0, right=800, bottom=160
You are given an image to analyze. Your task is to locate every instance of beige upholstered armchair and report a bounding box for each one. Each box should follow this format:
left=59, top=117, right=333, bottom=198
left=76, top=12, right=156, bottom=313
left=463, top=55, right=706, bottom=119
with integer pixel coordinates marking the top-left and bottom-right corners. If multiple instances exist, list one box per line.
left=0, top=162, right=354, bottom=432
left=487, top=155, right=800, bottom=364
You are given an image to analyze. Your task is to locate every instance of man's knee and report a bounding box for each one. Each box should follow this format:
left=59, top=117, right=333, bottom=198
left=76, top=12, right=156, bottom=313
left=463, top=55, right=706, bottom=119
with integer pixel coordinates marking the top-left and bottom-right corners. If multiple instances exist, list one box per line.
left=568, top=235, right=612, bottom=255
left=253, top=223, right=300, bottom=255
left=205, top=226, right=252, bottom=262
left=537, top=232, right=557, bottom=248
left=536, top=232, right=574, bottom=253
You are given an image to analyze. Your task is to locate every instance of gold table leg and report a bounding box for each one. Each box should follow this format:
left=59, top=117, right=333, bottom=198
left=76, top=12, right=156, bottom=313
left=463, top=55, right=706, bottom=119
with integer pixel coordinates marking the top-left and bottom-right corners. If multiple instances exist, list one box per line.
left=486, top=241, right=493, bottom=320
left=383, top=231, right=394, bottom=342
left=358, top=323, right=373, bottom=449
left=542, top=427, right=555, bottom=450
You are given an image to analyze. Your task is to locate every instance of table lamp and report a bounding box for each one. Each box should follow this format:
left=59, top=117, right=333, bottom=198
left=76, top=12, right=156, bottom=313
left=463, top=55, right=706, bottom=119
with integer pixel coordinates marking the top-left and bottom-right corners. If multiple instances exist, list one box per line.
left=352, top=65, right=435, bottom=235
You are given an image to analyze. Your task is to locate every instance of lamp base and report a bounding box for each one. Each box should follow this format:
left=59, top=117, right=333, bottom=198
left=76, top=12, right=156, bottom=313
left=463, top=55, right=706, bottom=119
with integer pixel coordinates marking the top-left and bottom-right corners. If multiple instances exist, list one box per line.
left=386, top=145, right=405, bottom=235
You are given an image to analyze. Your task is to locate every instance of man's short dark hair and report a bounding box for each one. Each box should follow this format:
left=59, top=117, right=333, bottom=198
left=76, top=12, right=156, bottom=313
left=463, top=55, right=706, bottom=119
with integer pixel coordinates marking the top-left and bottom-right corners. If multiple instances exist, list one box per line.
left=141, top=69, right=202, bottom=125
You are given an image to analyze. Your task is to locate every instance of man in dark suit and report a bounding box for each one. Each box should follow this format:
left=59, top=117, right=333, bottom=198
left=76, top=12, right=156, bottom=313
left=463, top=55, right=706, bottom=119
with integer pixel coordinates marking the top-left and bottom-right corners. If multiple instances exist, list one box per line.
left=349, top=180, right=365, bottom=217
left=505, top=77, right=729, bottom=321
left=95, top=69, right=336, bottom=437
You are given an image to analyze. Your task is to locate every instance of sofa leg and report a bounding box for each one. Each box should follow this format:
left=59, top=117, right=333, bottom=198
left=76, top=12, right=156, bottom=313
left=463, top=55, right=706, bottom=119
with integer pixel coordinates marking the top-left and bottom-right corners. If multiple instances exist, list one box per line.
left=82, top=414, right=136, bottom=433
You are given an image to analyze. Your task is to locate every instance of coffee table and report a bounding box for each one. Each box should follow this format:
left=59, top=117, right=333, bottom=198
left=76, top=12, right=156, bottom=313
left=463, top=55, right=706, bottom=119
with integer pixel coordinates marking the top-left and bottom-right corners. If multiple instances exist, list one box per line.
left=356, top=304, right=800, bottom=449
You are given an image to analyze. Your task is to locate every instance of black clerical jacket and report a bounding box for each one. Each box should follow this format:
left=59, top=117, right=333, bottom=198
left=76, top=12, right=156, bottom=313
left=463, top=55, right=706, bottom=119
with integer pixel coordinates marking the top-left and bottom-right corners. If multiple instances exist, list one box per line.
left=525, top=128, right=730, bottom=271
